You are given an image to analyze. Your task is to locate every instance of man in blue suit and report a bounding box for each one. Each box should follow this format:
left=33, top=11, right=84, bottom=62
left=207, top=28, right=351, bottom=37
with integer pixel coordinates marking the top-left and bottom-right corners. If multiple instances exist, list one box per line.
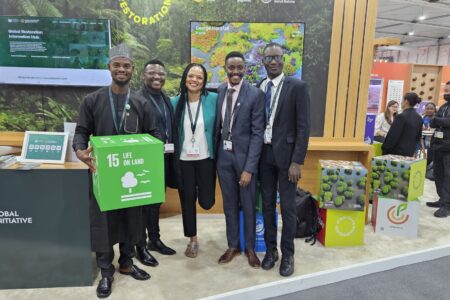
left=258, top=42, right=310, bottom=277
left=215, top=51, right=265, bottom=268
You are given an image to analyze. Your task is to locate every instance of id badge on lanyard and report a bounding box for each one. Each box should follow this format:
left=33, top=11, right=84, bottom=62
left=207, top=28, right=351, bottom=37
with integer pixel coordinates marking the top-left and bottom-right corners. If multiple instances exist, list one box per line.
left=223, top=140, right=233, bottom=151
left=434, top=131, right=444, bottom=139
left=164, top=143, right=174, bottom=153
left=264, top=125, right=272, bottom=144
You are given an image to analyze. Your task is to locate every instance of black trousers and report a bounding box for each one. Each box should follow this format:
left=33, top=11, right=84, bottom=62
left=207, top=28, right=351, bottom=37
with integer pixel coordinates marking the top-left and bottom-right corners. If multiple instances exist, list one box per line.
left=259, top=145, right=297, bottom=256
left=137, top=155, right=172, bottom=247
left=96, top=243, right=134, bottom=278
left=137, top=203, right=161, bottom=247
left=179, top=158, right=216, bottom=237
left=433, top=150, right=450, bottom=208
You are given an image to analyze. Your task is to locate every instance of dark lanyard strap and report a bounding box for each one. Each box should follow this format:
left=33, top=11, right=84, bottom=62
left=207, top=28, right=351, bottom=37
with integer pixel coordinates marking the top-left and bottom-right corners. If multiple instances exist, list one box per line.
left=441, top=105, right=449, bottom=118
left=266, top=77, right=284, bottom=122
left=148, top=93, right=169, bottom=140
left=187, top=97, right=202, bottom=135
left=108, top=86, right=130, bottom=133
left=222, top=89, right=239, bottom=138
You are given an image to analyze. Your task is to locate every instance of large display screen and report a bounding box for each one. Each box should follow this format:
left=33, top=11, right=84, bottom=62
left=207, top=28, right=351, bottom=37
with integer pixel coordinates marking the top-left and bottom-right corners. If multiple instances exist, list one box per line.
left=190, top=21, right=305, bottom=88
left=0, top=16, right=111, bottom=86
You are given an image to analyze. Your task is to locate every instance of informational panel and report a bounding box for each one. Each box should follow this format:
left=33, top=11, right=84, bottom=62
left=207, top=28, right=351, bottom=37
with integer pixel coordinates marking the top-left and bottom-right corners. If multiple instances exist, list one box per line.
left=367, top=78, right=383, bottom=114
left=0, top=16, right=111, bottom=86
left=387, top=80, right=404, bottom=107
left=191, top=21, right=305, bottom=88
left=364, top=113, right=376, bottom=144
left=21, top=131, right=69, bottom=164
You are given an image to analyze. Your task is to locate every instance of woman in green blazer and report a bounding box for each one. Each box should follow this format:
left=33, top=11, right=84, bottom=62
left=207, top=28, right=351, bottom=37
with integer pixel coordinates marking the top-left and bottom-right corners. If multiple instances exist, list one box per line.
left=171, top=63, right=217, bottom=258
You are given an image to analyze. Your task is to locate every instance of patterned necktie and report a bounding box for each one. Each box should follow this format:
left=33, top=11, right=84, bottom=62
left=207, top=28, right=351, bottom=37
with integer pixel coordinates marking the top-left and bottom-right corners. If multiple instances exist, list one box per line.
left=222, top=88, right=235, bottom=140
left=265, top=80, right=273, bottom=123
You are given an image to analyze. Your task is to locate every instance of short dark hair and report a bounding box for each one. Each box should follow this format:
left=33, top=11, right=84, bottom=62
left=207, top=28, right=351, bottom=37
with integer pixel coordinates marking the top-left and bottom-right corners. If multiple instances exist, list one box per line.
left=144, top=59, right=165, bottom=70
left=225, top=51, right=245, bottom=64
left=446, top=81, right=450, bottom=85
left=263, top=42, right=284, bottom=53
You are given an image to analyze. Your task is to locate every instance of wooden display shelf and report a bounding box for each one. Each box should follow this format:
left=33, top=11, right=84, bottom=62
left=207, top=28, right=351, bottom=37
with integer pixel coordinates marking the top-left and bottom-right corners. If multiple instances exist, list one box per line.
left=0, top=131, right=24, bottom=146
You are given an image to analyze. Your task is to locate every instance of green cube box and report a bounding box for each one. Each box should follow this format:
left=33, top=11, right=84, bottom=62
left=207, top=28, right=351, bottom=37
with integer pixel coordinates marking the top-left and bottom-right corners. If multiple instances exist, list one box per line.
left=371, top=155, right=426, bottom=201
left=317, top=160, right=368, bottom=211
left=91, top=134, right=165, bottom=212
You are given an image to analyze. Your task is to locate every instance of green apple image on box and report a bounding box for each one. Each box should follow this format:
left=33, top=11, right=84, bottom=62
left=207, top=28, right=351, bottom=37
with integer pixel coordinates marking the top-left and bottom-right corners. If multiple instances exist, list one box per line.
left=90, top=134, right=165, bottom=211
left=371, top=155, right=426, bottom=201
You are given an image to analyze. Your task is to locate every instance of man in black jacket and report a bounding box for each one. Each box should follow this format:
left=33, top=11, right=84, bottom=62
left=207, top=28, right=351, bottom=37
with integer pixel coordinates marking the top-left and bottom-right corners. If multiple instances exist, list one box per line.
left=135, top=59, right=177, bottom=266
left=427, top=81, right=450, bottom=218
left=258, top=43, right=310, bottom=277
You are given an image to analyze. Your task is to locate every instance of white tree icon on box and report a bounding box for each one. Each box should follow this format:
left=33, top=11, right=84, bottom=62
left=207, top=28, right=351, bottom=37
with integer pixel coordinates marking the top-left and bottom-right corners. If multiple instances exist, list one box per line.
left=122, top=172, right=138, bottom=193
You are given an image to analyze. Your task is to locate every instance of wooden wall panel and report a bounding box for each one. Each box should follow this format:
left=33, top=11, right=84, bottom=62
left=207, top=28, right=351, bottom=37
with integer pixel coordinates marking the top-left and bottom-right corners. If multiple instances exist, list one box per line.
left=323, top=0, right=345, bottom=139
left=324, top=0, right=379, bottom=141
left=334, top=0, right=356, bottom=138
left=355, top=0, right=378, bottom=140
left=345, top=0, right=367, bottom=138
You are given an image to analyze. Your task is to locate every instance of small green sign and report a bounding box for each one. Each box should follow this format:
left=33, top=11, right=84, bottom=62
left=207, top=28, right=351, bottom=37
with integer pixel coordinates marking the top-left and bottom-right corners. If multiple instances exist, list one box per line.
left=21, top=131, right=69, bottom=164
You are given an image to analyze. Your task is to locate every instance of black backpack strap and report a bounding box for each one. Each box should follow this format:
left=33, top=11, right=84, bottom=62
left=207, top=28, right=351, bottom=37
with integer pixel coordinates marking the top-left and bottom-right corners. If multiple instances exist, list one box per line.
left=304, top=196, right=322, bottom=246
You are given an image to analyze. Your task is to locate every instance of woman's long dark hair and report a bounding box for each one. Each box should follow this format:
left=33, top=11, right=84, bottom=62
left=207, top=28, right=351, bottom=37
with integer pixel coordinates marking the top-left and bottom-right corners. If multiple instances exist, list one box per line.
left=174, top=63, right=208, bottom=130
left=384, top=100, right=398, bottom=125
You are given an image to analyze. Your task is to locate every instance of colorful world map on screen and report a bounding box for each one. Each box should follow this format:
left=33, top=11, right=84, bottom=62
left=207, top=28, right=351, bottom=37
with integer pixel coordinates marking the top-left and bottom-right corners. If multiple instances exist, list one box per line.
left=191, top=21, right=304, bottom=88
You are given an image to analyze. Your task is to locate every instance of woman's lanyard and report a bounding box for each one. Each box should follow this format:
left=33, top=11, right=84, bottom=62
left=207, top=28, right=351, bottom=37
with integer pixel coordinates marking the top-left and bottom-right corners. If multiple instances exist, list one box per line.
left=108, top=87, right=130, bottom=133
left=186, top=97, right=202, bottom=143
left=266, top=77, right=284, bottom=128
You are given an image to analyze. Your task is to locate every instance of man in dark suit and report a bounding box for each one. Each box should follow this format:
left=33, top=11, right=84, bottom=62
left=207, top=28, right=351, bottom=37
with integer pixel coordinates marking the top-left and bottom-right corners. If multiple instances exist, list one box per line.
left=258, top=42, right=311, bottom=277
left=215, top=51, right=265, bottom=268
left=135, top=59, right=176, bottom=267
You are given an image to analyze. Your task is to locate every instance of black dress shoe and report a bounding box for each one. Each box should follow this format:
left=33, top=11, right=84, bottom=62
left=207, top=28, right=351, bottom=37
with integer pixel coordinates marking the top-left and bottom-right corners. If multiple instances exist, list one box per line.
left=279, top=255, right=295, bottom=277
left=119, top=265, right=151, bottom=280
left=148, top=239, right=176, bottom=255
left=96, top=277, right=113, bottom=298
left=434, top=207, right=450, bottom=218
left=261, top=249, right=279, bottom=270
left=426, top=201, right=442, bottom=208
left=135, top=246, right=159, bottom=267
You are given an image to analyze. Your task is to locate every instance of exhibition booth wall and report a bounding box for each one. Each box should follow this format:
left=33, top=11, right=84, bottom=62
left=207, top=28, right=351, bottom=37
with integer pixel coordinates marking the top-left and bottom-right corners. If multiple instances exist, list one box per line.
left=0, top=0, right=379, bottom=214
left=371, top=62, right=450, bottom=113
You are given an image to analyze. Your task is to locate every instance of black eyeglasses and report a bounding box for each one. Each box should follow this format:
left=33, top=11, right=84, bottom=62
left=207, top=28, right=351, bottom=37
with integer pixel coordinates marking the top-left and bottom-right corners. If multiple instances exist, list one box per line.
left=263, top=55, right=283, bottom=63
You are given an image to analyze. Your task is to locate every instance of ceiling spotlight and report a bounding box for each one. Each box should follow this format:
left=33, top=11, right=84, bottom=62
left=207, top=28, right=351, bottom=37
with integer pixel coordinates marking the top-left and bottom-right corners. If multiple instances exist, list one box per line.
left=418, top=15, right=426, bottom=21
left=408, top=31, right=415, bottom=36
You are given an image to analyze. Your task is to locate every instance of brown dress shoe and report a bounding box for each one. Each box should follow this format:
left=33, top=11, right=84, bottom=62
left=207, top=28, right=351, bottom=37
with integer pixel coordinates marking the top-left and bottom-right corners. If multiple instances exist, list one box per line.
left=245, top=250, right=261, bottom=269
left=218, top=248, right=241, bottom=264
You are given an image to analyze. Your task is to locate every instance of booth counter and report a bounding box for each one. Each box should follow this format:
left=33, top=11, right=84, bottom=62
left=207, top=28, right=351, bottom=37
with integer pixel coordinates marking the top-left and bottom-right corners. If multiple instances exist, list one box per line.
left=0, top=163, right=96, bottom=289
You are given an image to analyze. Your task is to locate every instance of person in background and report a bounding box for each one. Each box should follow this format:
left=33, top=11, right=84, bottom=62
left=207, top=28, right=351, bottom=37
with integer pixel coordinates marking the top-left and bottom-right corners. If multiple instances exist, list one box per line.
left=258, top=43, right=310, bottom=277
left=135, top=59, right=177, bottom=268
left=382, top=92, right=423, bottom=157
left=215, top=51, right=265, bottom=269
left=73, top=44, right=154, bottom=299
left=171, top=63, right=218, bottom=258
left=374, top=100, right=398, bottom=143
left=422, top=102, right=437, bottom=165
left=426, top=81, right=450, bottom=218
left=423, top=102, right=437, bottom=130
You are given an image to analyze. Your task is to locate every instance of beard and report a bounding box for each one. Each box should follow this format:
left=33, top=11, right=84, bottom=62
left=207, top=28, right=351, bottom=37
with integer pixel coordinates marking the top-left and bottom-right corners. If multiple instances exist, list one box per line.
left=112, top=77, right=131, bottom=86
